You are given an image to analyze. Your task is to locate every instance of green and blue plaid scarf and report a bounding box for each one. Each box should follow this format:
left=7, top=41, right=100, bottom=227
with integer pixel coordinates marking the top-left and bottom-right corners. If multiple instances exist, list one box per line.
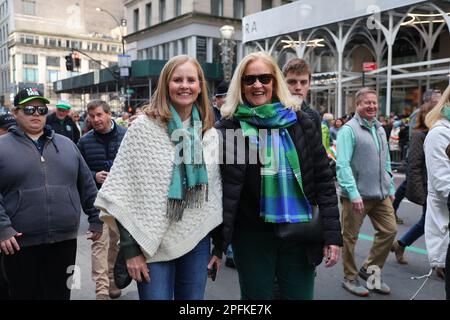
left=167, top=105, right=208, bottom=222
left=234, top=102, right=312, bottom=223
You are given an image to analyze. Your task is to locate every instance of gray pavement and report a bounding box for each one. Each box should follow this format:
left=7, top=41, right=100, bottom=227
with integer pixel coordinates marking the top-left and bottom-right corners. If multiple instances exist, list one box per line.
left=70, top=174, right=446, bottom=300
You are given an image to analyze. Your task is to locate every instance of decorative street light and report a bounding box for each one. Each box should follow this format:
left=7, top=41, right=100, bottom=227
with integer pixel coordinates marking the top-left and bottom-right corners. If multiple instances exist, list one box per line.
left=96, top=7, right=127, bottom=55
left=219, top=25, right=236, bottom=81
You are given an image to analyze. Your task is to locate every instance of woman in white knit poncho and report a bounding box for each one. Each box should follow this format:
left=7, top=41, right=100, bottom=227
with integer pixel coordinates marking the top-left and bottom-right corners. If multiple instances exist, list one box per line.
left=94, top=55, right=223, bottom=300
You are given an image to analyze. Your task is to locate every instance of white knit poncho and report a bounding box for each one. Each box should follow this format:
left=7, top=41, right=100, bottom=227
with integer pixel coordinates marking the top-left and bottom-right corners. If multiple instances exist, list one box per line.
left=94, top=115, right=223, bottom=263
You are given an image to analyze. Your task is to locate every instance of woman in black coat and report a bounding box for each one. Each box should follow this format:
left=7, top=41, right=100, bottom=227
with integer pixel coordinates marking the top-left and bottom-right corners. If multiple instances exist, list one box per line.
left=215, top=52, right=342, bottom=300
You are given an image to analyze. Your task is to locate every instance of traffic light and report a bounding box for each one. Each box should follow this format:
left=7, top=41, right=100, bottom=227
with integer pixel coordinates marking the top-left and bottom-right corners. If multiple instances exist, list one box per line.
left=65, top=54, right=74, bottom=71
left=73, top=53, right=80, bottom=68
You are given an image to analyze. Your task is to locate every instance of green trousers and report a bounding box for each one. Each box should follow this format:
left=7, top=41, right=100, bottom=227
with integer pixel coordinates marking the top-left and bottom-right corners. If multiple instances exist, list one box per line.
left=232, top=229, right=315, bottom=300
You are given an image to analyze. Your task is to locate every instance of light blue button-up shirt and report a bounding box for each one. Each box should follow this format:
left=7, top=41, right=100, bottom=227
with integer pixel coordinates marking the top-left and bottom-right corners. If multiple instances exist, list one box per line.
left=336, top=118, right=396, bottom=201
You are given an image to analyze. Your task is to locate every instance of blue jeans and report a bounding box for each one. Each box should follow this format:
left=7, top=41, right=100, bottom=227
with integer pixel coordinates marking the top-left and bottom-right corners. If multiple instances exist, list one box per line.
left=399, top=204, right=426, bottom=247
left=137, top=236, right=210, bottom=300
left=393, top=179, right=407, bottom=211
left=226, top=245, right=234, bottom=259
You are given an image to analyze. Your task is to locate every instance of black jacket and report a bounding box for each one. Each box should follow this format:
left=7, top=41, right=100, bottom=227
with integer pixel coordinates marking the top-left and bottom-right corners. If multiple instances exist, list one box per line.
left=302, top=101, right=322, bottom=139
left=77, top=122, right=127, bottom=189
left=215, top=110, right=342, bottom=266
left=406, top=130, right=427, bottom=205
left=46, top=112, right=80, bottom=144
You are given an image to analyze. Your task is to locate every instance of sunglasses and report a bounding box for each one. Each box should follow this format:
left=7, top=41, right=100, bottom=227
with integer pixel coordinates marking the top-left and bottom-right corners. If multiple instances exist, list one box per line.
left=242, top=74, right=274, bottom=86
left=19, top=105, right=49, bottom=116
left=286, top=79, right=309, bottom=86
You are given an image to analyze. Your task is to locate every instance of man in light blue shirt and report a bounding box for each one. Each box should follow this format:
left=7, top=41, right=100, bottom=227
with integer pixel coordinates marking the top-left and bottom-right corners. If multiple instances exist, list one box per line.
left=337, top=88, right=397, bottom=297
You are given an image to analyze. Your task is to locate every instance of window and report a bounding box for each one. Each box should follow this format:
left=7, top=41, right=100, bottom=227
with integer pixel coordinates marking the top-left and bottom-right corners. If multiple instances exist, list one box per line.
left=69, top=71, right=79, bottom=77
left=23, top=53, right=38, bottom=65
left=91, top=42, right=102, bottom=51
left=89, top=60, right=101, bottom=70
left=137, top=50, right=144, bottom=60
left=213, top=38, right=221, bottom=63
left=109, top=45, right=119, bottom=53
left=196, top=36, right=207, bottom=62
left=281, top=0, right=294, bottom=5
left=211, top=0, right=223, bottom=16
left=175, top=0, right=181, bottom=16
left=262, top=0, right=272, bottom=10
left=70, top=40, right=82, bottom=49
left=46, top=56, right=59, bottom=67
left=23, top=67, right=38, bottom=82
left=46, top=69, right=59, bottom=83
left=163, top=42, right=169, bottom=59
left=133, top=8, right=139, bottom=32
left=44, top=37, right=61, bottom=47
left=20, top=34, right=38, bottom=45
left=181, top=38, right=187, bottom=55
left=151, top=47, right=158, bottom=59
left=159, top=0, right=166, bottom=22
left=233, top=0, right=245, bottom=19
left=22, top=0, right=35, bottom=15
left=145, top=3, right=152, bottom=27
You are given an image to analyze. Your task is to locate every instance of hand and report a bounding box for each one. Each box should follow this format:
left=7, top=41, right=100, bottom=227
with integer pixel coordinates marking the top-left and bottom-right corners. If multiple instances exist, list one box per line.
left=0, top=233, right=23, bottom=255
left=389, top=195, right=395, bottom=203
left=95, top=171, right=109, bottom=184
left=86, top=231, right=102, bottom=242
left=207, top=255, right=221, bottom=280
left=323, top=245, right=340, bottom=268
left=126, top=254, right=150, bottom=283
left=352, top=198, right=364, bottom=215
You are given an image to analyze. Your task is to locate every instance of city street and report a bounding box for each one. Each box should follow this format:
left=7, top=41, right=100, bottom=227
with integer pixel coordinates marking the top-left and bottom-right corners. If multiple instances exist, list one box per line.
left=70, top=174, right=446, bottom=300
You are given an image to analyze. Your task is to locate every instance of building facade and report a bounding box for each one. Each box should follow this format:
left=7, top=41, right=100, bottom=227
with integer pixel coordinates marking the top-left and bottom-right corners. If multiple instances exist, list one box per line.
left=242, top=0, right=450, bottom=117
left=125, top=0, right=296, bottom=62
left=1, top=0, right=125, bottom=110
left=54, top=0, right=298, bottom=109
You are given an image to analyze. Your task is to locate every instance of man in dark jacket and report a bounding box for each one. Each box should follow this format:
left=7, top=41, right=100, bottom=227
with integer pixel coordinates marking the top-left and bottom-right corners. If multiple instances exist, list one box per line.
left=0, top=113, right=16, bottom=299
left=77, top=99, right=126, bottom=300
left=282, top=58, right=322, bottom=137
left=212, top=81, right=229, bottom=123
left=0, top=88, right=102, bottom=300
left=46, top=100, right=80, bottom=143
left=0, top=113, right=16, bottom=136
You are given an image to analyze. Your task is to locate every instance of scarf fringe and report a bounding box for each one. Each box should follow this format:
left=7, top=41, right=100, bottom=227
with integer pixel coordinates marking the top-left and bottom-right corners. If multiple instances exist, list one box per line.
left=166, top=184, right=208, bottom=222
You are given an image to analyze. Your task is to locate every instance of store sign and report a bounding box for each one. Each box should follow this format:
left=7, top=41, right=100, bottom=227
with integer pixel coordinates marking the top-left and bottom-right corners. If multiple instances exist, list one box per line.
left=363, top=62, right=377, bottom=71
left=242, top=0, right=426, bottom=43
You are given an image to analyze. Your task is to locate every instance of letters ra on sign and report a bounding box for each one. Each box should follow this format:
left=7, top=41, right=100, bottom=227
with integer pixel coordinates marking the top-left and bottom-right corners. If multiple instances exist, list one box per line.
left=244, top=21, right=257, bottom=35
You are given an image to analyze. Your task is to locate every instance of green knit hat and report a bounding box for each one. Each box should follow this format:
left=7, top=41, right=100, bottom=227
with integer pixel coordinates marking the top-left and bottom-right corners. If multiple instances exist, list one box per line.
left=56, top=100, right=72, bottom=110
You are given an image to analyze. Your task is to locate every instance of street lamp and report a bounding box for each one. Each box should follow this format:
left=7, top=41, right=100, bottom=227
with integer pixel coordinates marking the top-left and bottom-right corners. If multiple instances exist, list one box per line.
left=96, top=7, right=126, bottom=55
left=219, top=25, right=236, bottom=81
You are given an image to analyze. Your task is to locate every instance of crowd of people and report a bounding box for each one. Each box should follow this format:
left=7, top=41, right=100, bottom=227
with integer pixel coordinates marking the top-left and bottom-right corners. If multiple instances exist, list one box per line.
left=0, top=52, right=449, bottom=301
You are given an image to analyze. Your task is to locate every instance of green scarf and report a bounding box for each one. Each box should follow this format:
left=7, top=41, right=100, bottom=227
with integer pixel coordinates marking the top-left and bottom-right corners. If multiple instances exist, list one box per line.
left=167, top=105, right=208, bottom=222
left=443, top=105, right=450, bottom=121
left=234, top=102, right=312, bottom=223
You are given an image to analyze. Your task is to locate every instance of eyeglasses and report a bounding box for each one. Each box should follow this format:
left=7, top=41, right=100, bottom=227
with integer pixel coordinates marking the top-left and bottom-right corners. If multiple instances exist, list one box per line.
left=286, top=79, right=309, bottom=86
left=19, top=105, right=49, bottom=116
left=241, top=74, right=274, bottom=86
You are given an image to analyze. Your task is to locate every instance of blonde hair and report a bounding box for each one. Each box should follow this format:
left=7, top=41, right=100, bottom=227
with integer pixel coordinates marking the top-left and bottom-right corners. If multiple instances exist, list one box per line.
left=143, top=55, right=214, bottom=133
left=322, top=113, right=334, bottom=122
left=221, top=52, right=300, bottom=118
left=425, top=84, right=450, bottom=129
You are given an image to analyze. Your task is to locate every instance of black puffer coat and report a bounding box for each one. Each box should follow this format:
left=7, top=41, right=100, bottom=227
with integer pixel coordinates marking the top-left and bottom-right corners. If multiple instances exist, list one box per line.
left=215, top=110, right=342, bottom=267
left=77, top=122, right=126, bottom=189
left=406, top=130, right=428, bottom=206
